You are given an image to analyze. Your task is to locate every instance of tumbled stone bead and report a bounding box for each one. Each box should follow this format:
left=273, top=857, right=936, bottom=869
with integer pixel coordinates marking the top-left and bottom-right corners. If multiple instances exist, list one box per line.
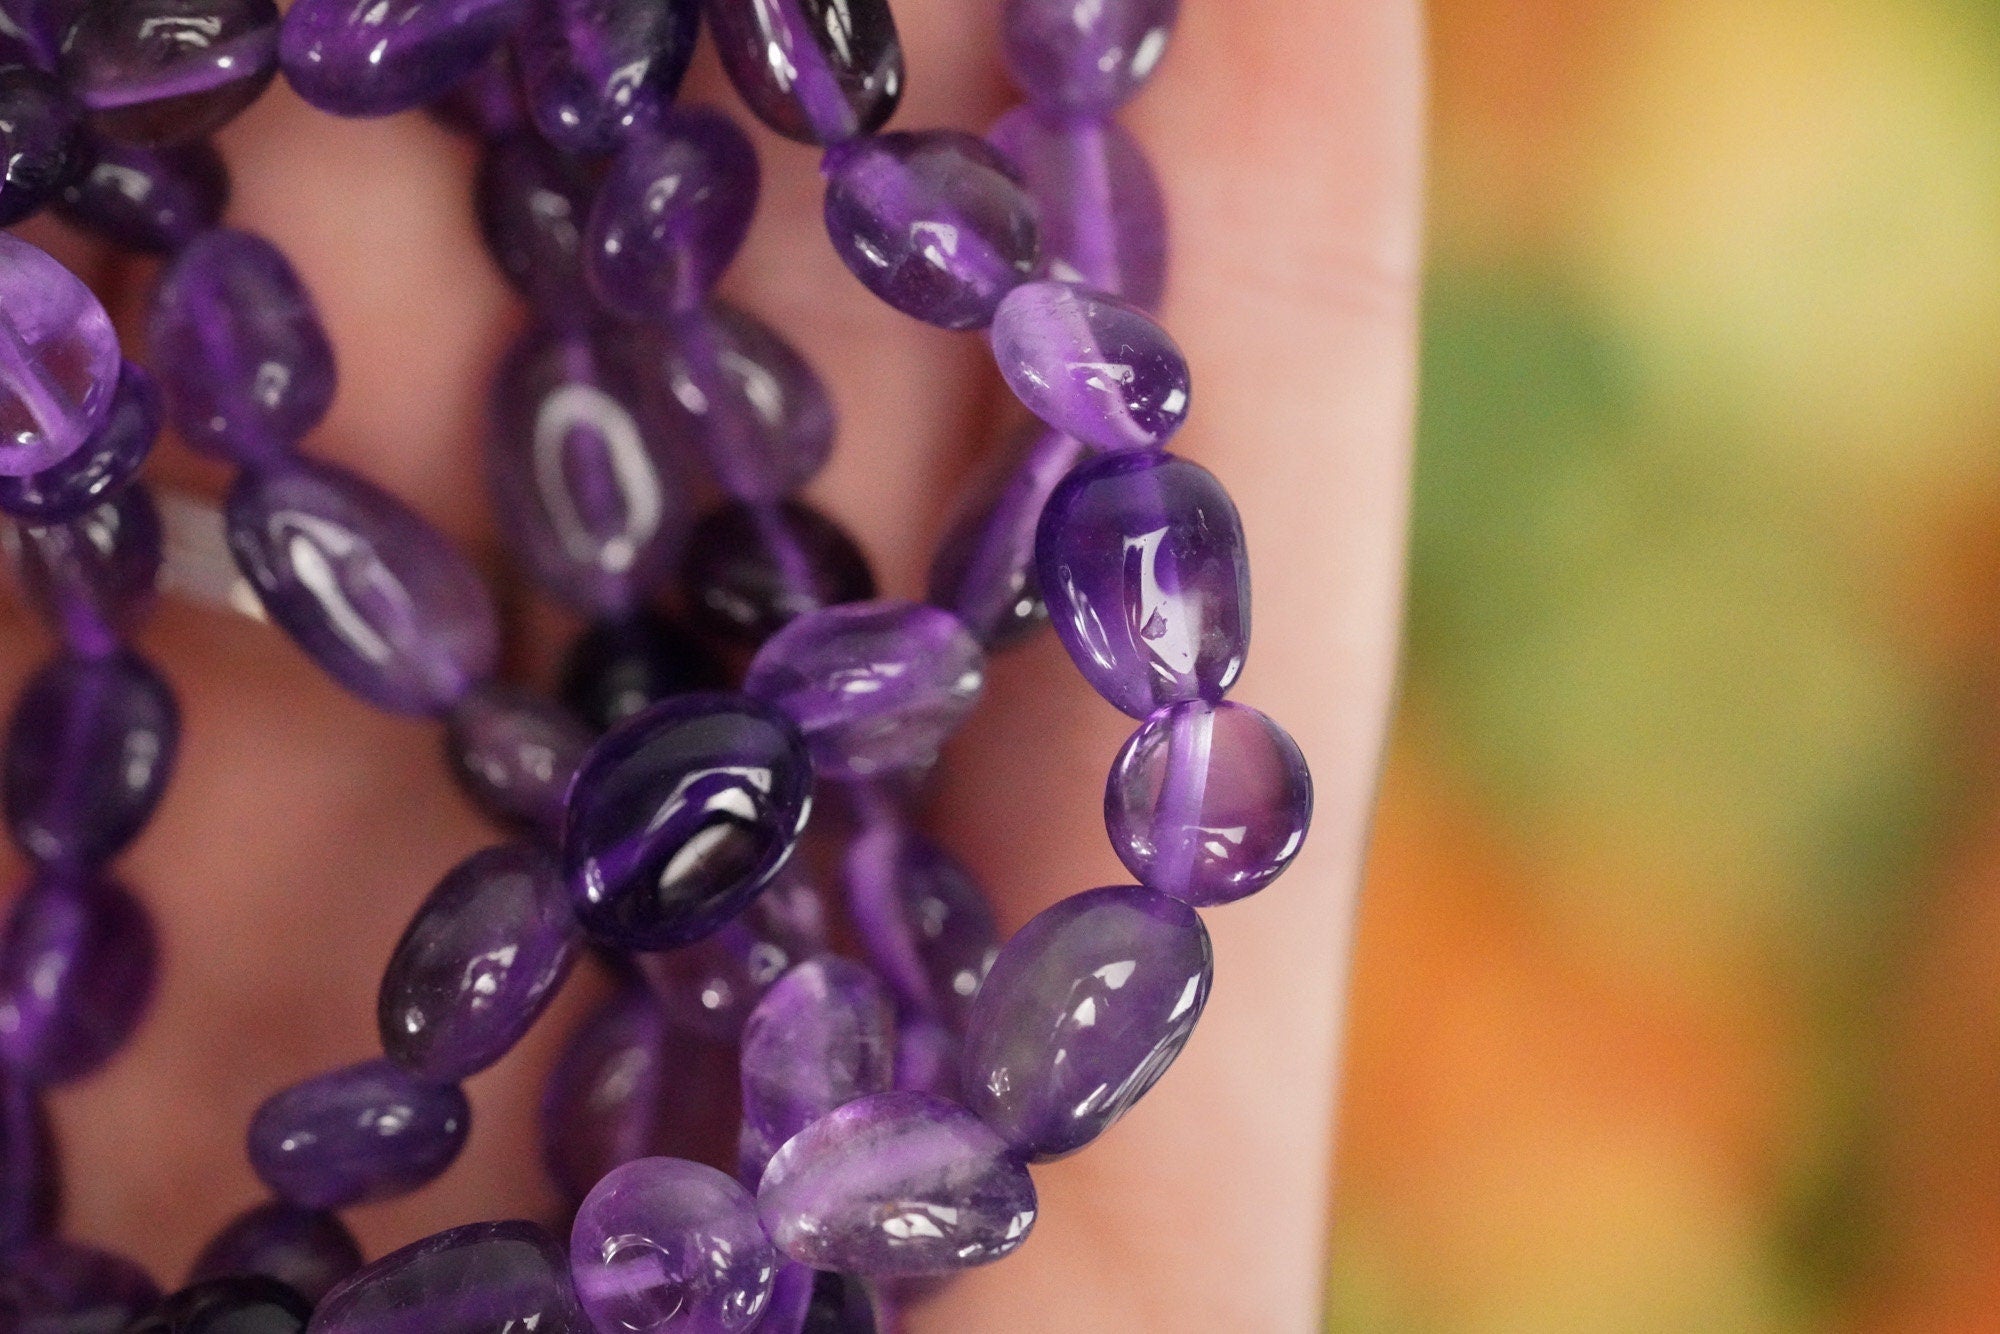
left=187, top=1200, right=363, bottom=1306
left=127, top=1276, right=309, bottom=1333
left=740, top=958, right=895, bottom=1172
left=0, top=233, right=120, bottom=476
left=571, top=1158, right=775, bottom=1334
left=474, top=131, right=593, bottom=316
left=11, top=483, right=163, bottom=657
left=0, top=359, right=158, bottom=524
left=428, top=45, right=523, bottom=139
left=821, top=132, right=1038, bottom=331
left=443, top=683, right=592, bottom=834
left=562, top=693, right=813, bottom=950
left=637, top=871, right=827, bottom=1044
left=59, top=0, right=278, bottom=147
left=0, top=64, right=78, bottom=226
left=681, top=501, right=876, bottom=647
left=559, top=610, right=725, bottom=733
left=226, top=460, right=500, bottom=715
left=1035, top=450, right=1248, bottom=718
left=0, top=1072, right=59, bottom=1251
left=0, top=1238, right=159, bottom=1332
left=54, top=133, right=229, bottom=254
left=513, top=0, right=696, bottom=157
left=893, top=1016, right=960, bottom=1103
left=755, top=1091, right=1035, bottom=1277
left=312, top=1221, right=589, bottom=1334
left=657, top=305, right=834, bottom=503
left=1002, top=0, right=1176, bottom=114
left=961, top=884, right=1210, bottom=1161
left=149, top=229, right=335, bottom=463
left=279, top=0, right=525, bottom=118
left=585, top=110, right=759, bottom=322
left=843, top=822, right=995, bottom=1032
left=247, top=1059, right=470, bottom=1210
left=701, top=0, right=899, bottom=146
left=0, top=873, right=157, bottom=1085
left=3, top=649, right=179, bottom=871
left=378, top=842, right=579, bottom=1082
left=990, top=281, right=1187, bottom=451
left=925, top=426, right=1083, bottom=651
left=986, top=108, right=1166, bottom=312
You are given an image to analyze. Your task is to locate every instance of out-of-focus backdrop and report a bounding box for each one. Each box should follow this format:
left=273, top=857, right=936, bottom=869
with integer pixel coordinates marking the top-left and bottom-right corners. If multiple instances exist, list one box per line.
left=1329, top=2, right=2000, bottom=1328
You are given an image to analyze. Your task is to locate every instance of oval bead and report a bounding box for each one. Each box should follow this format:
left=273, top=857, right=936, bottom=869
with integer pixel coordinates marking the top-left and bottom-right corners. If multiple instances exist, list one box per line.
left=0, top=873, right=157, bottom=1084
left=986, top=108, right=1166, bottom=311
left=740, top=958, right=895, bottom=1170
left=681, top=501, right=876, bottom=647
left=474, top=131, right=595, bottom=315
left=11, top=484, right=163, bottom=657
left=0, top=1073, right=60, bottom=1250
left=658, top=304, right=835, bottom=503
left=246, top=1060, right=469, bottom=1210
left=961, top=884, right=1210, bottom=1161
left=126, top=1277, right=309, bottom=1333
left=822, top=131, right=1038, bottom=331
left=842, top=821, right=996, bottom=1031
left=0, top=64, right=78, bottom=226
left=1002, top=0, right=1177, bottom=114
left=559, top=610, right=725, bottom=733
left=443, top=683, right=593, bottom=834
left=0, top=233, right=120, bottom=476
left=0, top=359, right=159, bottom=524
left=55, top=133, right=228, bottom=253
left=755, top=1092, right=1036, bottom=1277
left=571, top=1158, right=775, bottom=1334
left=225, top=460, right=500, bottom=715
left=59, top=0, right=278, bottom=147
left=0, top=1238, right=160, bottom=1332
left=309, top=1222, right=590, bottom=1334
left=1034, top=450, right=1248, bottom=718
left=187, top=1200, right=363, bottom=1306
left=513, top=0, right=696, bottom=157
left=744, top=601, right=982, bottom=781
left=925, top=426, right=1084, bottom=651
left=990, top=281, right=1188, bottom=451
left=636, top=871, right=826, bottom=1044
left=701, top=0, right=900, bottom=146
left=278, top=0, right=525, bottom=117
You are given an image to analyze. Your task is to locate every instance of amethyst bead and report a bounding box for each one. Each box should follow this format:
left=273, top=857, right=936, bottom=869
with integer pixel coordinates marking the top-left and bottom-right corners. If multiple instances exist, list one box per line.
left=740, top=958, right=895, bottom=1166
left=444, top=683, right=593, bottom=834
left=681, top=501, right=876, bottom=647
left=0, top=360, right=159, bottom=524
left=59, top=0, right=278, bottom=147
left=513, top=0, right=697, bottom=157
left=701, top=0, right=900, bottom=146
left=893, top=1016, right=960, bottom=1103
left=990, top=281, right=1188, bottom=451
left=0, top=1073, right=59, bottom=1250
left=1002, top=0, right=1177, bottom=114
left=247, top=1059, right=469, bottom=1210
left=54, top=134, right=228, bottom=253
left=560, top=610, right=725, bottom=733
left=309, top=1221, right=590, bottom=1334
left=987, top=109, right=1166, bottom=312
left=475, top=132, right=595, bottom=315
left=821, top=131, right=1039, bottom=331
left=570, top=1158, right=776, bottom=1334
left=188, top=1201, right=364, bottom=1306
left=843, top=822, right=996, bottom=1031
left=926, top=426, right=1084, bottom=650
left=0, top=1239, right=160, bottom=1332
left=12, top=484, right=163, bottom=657
left=0, top=65, right=78, bottom=226
left=0, top=234, right=120, bottom=476
left=279, top=0, right=526, bottom=117
left=0, top=873, right=157, bottom=1085
left=637, top=871, right=826, bottom=1043
left=658, top=305, right=835, bottom=503
left=127, top=1277, right=310, bottom=1333
left=429, top=45, right=523, bottom=138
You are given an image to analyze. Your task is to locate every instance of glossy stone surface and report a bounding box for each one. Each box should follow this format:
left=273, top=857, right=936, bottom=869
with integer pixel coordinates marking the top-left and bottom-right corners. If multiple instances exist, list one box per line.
left=0, top=64, right=78, bottom=226
left=755, top=1092, right=1035, bottom=1277
left=559, top=610, right=725, bottom=733
left=55, top=134, right=229, bottom=253
left=986, top=108, right=1166, bottom=311
left=247, top=1060, right=469, bottom=1210
left=658, top=305, right=834, bottom=503
left=843, top=821, right=996, bottom=1031
left=0, top=1238, right=159, bottom=1333
left=444, top=683, right=592, bottom=834
left=1002, top=0, right=1176, bottom=113
left=514, top=0, right=696, bottom=156
left=187, top=1201, right=363, bottom=1306
left=681, top=501, right=876, bottom=647
left=0, top=873, right=157, bottom=1084
left=1035, top=450, right=1248, bottom=718
left=226, top=460, right=500, bottom=715
left=822, top=131, right=1038, bottom=330
left=926, top=426, right=1083, bottom=651
left=637, top=871, right=826, bottom=1044
left=59, top=0, right=278, bottom=147
left=701, top=0, right=900, bottom=146
left=0, top=233, right=120, bottom=476
left=571, top=1158, right=775, bottom=1333
left=279, top=0, right=526, bottom=117
left=309, top=1221, right=589, bottom=1334
left=475, top=131, right=595, bottom=314
left=961, top=884, right=1210, bottom=1160
left=0, top=360, right=158, bottom=524
left=0, top=1073, right=59, bottom=1250
left=585, top=110, right=759, bottom=321
left=990, top=281, right=1188, bottom=451
left=740, top=958, right=895, bottom=1174
left=11, top=483, right=163, bottom=657
left=127, top=1277, right=309, bottom=1333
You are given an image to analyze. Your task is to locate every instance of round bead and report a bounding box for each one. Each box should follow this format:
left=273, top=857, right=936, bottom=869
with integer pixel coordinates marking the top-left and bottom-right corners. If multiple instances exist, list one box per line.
left=443, top=683, right=593, bottom=834
left=635, top=871, right=826, bottom=1044
left=0, top=1239, right=160, bottom=1332
left=0, top=64, right=79, bottom=226
left=990, top=281, right=1188, bottom=451
left=513, top=0, right=696, bottom=157
left=186, top=1200, right=363, bottom=1306
left=246, top=1060, right=470, bottom=1210
left=0, top=873, right=157, bottom=1085
left=310, top=1222, right=591, bottom=1334
left=559, top=610, right=725, bottom=733
left=681, top=501, right=876, bottom=647
left=740, top=958, right=895, bottom=1169
left=59, top=0, right=278, bottom=147
left=11, top=483, right=163, bottom=657
left=126, top=1276, right=309, bottom=1333
left=658, top=304, right=835, bottom=503
left=0, top=233, right=120, bottom=476
left=0, top=359, right=159, bottom=524
left=0, top=1074, right=59, bottom=1251
left=1002, top=0, right=1177, bottom=114
left=279, top=0, right=525, bottom=117
left=55, top=133, right=229, bottom=253
left=821, top=131, right=1039, bottom=330
left=570, top=1158, right=776, bottom=1334
left=701, top=0, right=900, bottom=146
left=1034, top=450, right=1248, bottom=718
left=842, top=821, right=996, bottom=1031
left=474, top=131, right=595, bottom=315
left=986, top=108, right=1166, bottom=311
left=925, top=425, right=1084, bottom=651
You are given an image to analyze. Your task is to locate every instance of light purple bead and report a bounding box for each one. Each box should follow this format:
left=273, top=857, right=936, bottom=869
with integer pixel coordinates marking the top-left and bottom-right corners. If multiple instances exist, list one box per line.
left=926, top=426, right=1084, bottom=651
left=12, top=484, right=164, bottom=658
left=311, top=1221, right=590, bottom=1334
left=0, top=233, right=120, bottom=476
left=279, top=0, right=526, bottom=117
left=0, top=873, right=157, bottom=1085
left=570, top=1158, right=776, bottom=1334
left=821, top=131, right=1039, bottom=331
left=657, top=305, right=835, bottom=503
left=1034, top=450, right=1248, bottom=718
left=700, top=0, right=900, bottom=147
left=990, top=280, right=1188, bottom=451
left=986, top=108, right=1166, bottom=312
left=893, top=1015, right=960, bottom=1103
left=842, top=819, right=996, bottom=1031
left=247, top=1059, right=469, bottom=1210
left=0, top=1238, right=160, bottom=1331
left=226, top=460, right=501, bottom=716
left=739, top=958, right=895, bottom=1176
left=188, top=1200, right=364, bottom=1305
left=0, top=360, right=159, bottom=525
left=755, top=1091, right=1036, bottom=1277
left=513, top=0, right=697, bottom=157
left=55, top=134, right=230, bottom=254
left=58, top=0, right=278, bottom=147
left=443, top=683, right=593, bottom=835
left=1002, top=0, right=1177, bottom=114
left=637, top=871, right=827, bottom=1044
left=0, top=1072, right=59, bottom=1250
left=743, top=601, right=983, bottom=782
left=475, top=132, right=595, bottom=315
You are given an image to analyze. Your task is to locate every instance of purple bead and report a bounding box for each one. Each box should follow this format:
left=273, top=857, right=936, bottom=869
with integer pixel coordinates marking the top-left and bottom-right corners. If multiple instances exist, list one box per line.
left=740, top=959, right=895, bottom=1166
left=842, top=822, right=995, bottom=1031
left=309, top=1221, right=589, bottom=1334
left=0, top=64, right=79, bottom=226
left=570, top=1158, right=776, bottom=1334
left=562, top=693, right=813, bottom=951
left=55, top=133, right=229, bottom=254
left=743, top=601, right=983, bottom=781
left=3, top=650, right=179, bottom=871
left=0, top=360, right=158, bottom=524
left=443, top=683, right=592, bottom=834
left=226, top=460, right=500, bottom=716
left=1034, top=450, right=1247, bottom=718
left=0, top=0, right=69, bottom=69
left=475, top=132, right=595, bottom=316
left=637, top=871, right=827, bottom=1043
left=821, top=131, right=1038, bottom=331
left=0, top=233, right=120, bottom=477
left=986, top=108, right=1166, bottom=312
left=990, top=281, right=1188, bottom=451
left=585, top=110, right=759, bottom=322
left=750, top=1263, right=814, bottom=1334
left=0, top=1238, right=160, bottom=1333
left=187, top=1201, right=363, bottom=1306
left=755, top=1091, right=1035, bottom=1277
left=11, top=483, right=163, bottom=657
left=247, top=1059, right=469, bottom=1210
left=0, top=873, right=157, bottom=1085
left=681, top=501, right=876, bottom=648
left=701, top=0, right=899, bottom=146
left=960, top=884, right=1210, bottom=1161
left=427, top=45, right=523, bottom=139
left=149, top=229, right=336, bottom=463
left=127, top=1276, right=310, bottom=1332
left=279, top=0, right=526, bottom=118
left=893, top=1016, right=960, bottom=1103
left=1002, top=0, right=1177, bottom=114
left=559, top=610, right=726, bottom=733
left=59, top=0, right=278, bottom=147
left=0, top=1072, right=59, bottom=1252
left=926, top=426, right=1083, bottom=651
left=513, top=0, right=696, bottom=157
left=657, top=305, right=834, bottom=503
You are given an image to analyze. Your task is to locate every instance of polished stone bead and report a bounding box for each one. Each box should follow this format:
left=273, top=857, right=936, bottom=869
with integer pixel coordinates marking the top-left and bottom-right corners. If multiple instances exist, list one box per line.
left=821, top=131, right=1038, bottom=330
left=0, top=1073, right=59, bottom=1250
left=247, top=1059, right=470, bottom=1210
left=59, top=0, right=278, bottom=147
left=0, top=233, right=120, bottom=476
left=428, top=45, right=523, bottom=138
left=755, top=1092, right=1035, bottom=1277
left=0, top=1238, right=159, bottom=1333
left=585, top=110, right=759, bottom=322
left=11, top=484, right=163, bottom=657
left=279, top=0, right=525, bottom=117
left=226, top=460, right=500, bottom=715
left=308, top=1221, right=590, bottom=1334
left=55, top=133, right=229, bottom=253
left=990, top=281, right=1188, bottom=451
left=701, top=0, right=900, bottom=146
left=681, top=501, right=876, bottom=647
left=0, top=360, right=158, bottom=524
left=926, top=426, right=1083, bottom=651
left=571, top=1158, right=775, bottom=1334
left=0, top=873, right=157, bottom=1084
left=986, top=108, right=1166, bottom=312
left=636, top=871, right=827, bottom=1044
left=3, top=650, right=179, bottom=871
left=149, top=229, right=335, bottom=463
left=474, top=132, right=594, bottom=315
left=127, top=1277, right=309, bottom=1333
left=559, top=610, right=725, bottom=733
left=187, top=1201, right=363, bottom=1306
left=1002, top=0, right=1176, bottom=114
left=657, top=305, right=834, bottom=503
left=514, top=0, right=696, bottom=156
left=961, top=884, right=1210, bottom=1161
left=740, top=958, right=895, bottom=1172
left=1035, top=450, right=1247, bottom=717
left=444, top=683, right=592, bottom=834
left=843, top=822, right=995, bottom=1032
left=563, top=694, right=813, bottom=950
left=0, top=64, right=78, bottom=226
left=892, top=1016, right=959, bottom=1103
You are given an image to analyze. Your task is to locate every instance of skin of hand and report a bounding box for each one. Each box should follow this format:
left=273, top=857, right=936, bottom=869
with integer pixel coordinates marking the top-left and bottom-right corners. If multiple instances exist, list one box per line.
left=0, top=1, right=1423, bottom=1329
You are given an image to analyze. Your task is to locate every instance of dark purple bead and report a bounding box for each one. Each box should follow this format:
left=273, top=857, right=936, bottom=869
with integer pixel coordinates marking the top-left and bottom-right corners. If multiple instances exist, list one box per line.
left=127, top=1277, right=309, bottom=1334
left=1002, top=0, right=1176, bottom=114
left=843, top=821, right=995, bottom=1031
left=187, top=1201, right=363, bottom=1306
left=0, top=64, right=78, bottom=226
left=246, top=1059, right=470, bottom=1210
left=701, top=0, right=897, bottom=146
left=657, top=305, right=834, bottom=503
left=0, top=360, right=159, bottom=525
left=559, top=610, right=725, bottom=733
left=0, top=1238, right=159, bottom=1334
left=755, top=1091, right=1036, bottom=1277
left=427, top=45, right=523, bottom=138
left=0, top=873, right=157, bottom=1084
left=0, top=0, right=69, bottom=69
left=311, top=1221, right=589, bottom=1334
left=892, top=1016, right=959, bottom=1103
left=0, top=233, right=120, bottom=476
left=821, top=131, right=1039, bottom=331
left=561, top=693, right=813, bottom=951
left=681, top=501, right=876, bottom=648
left=926, top=426, right=1083, bottom=651
left=59, top=0, right=278, bottom=147
left=0, top=1072, right=59, bottom=1251
left=11, top=483, right=163, bottom=657
left=570, top=1157, right=776, bottom=1334
left=279, top=0, right=526, bottom=118
left=3, top=649, right=178, bottom=871
left=986, top=108, right=1166, bottom=311
left=990, top=281, right=1188, bottom=451
left=443, top=683, right=592, bottom=834
left=513, top=0, right=696, bottom=157
left=1035, top=450, right=1247, bottom=718
left=473, top=131, right=593, bottom=315
left=740, top=958, right=895, bottom=1172
left=637, top=870, right=826, bottom=1043
left=54, top=134, right=229, bottom=254
left=226, top=460, right=501, bottom=715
